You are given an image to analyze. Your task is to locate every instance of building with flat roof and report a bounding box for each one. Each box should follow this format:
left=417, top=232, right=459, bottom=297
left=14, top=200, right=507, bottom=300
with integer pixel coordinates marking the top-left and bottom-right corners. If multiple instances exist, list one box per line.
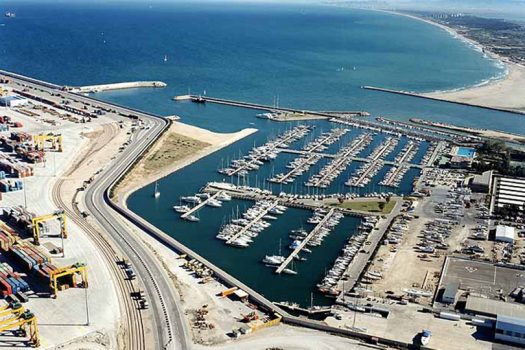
left=441, top=281, right=459, bottom=304
left=496, top=315, right=525, bottom=346
left=450, top=155, right=473, bottom=169
left=0, top=95, right=28, bottom=108
left=496, top=226, right=515, bottom=243
left=465, top=296, right=525, bottom=319
left=470, top=170, right=493, bottom=193
left=491, top=176, right=525, bottom=211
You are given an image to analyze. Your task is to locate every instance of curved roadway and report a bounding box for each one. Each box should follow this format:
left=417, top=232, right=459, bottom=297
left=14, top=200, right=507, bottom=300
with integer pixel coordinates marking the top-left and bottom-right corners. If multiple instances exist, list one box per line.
left=81, top=108, right=190, bottom=350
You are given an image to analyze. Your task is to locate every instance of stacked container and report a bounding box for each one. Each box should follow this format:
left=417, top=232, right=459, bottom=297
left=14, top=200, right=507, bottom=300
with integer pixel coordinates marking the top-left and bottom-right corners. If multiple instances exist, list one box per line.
left=0, top=262, right=29, bottom=296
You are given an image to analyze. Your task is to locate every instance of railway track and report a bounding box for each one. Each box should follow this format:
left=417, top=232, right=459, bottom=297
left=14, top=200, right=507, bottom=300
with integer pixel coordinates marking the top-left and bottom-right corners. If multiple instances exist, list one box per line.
left=50, top=122, right=146, bottom=350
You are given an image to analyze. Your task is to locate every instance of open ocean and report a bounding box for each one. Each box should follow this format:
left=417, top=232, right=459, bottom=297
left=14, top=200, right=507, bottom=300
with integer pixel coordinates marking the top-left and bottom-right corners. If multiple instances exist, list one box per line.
left=0, top=0, right=521, bottom=305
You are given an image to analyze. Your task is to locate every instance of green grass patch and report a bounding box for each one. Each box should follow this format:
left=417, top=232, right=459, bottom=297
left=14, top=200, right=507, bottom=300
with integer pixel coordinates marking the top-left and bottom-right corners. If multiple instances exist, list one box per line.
left=330, top=200, right=396, bottom=214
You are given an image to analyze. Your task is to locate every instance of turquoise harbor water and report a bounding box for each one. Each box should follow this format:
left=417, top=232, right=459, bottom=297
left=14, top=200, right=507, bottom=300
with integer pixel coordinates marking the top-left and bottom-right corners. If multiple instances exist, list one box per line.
left=1, top=1, right=523, bottom=305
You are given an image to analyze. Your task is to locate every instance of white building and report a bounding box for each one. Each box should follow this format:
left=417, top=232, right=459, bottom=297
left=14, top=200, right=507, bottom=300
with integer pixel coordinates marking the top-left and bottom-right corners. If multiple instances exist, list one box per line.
left=495, top=225, right=515, bottom=243
left=492, top=176, right=525, bottom=210
left=0, top=95, right=28, bottom=108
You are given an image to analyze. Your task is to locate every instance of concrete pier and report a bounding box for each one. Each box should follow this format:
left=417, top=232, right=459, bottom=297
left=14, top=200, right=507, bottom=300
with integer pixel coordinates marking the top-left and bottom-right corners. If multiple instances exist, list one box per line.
left=72, top=81, right=167, bottom=93
left=174, top=94, right=369, bottom=117
left=362, top=85, right=525, bottom=116
left=275, top=208, right=336, bottom=274
left=202, top=182, right=372, bottom=217
left=336, top=204, right=402, bottom=303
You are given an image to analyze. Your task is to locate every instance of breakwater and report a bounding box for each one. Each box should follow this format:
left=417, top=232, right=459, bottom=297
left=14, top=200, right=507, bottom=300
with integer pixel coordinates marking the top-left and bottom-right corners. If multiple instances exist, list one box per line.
left=362, top=86, right=525, bottom=116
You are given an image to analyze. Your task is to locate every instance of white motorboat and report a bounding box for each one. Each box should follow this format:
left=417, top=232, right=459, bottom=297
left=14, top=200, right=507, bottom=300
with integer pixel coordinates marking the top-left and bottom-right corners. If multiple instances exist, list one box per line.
left=181, top=196, right=201, bottom=204
left=184, top=215, right=200, bottom=222
left=173, top=205, right=190, bottom=213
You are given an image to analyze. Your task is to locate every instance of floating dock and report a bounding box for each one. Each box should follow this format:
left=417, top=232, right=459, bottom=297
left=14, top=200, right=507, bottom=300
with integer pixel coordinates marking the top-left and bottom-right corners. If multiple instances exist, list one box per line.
left=307, top=135, right=371, bottom=188
left=225, top=127, right=309, bottom=177
left=304, top=128, right=348, bottom=153
left=268, top=153, right=321, bottom=184
left=225, top=201, right=279, bottom=245
left=180, top=191, right=224, bottom=220
left=275, top=208, right=336, bottom=274
left=275, top=148, right=424, bottom=169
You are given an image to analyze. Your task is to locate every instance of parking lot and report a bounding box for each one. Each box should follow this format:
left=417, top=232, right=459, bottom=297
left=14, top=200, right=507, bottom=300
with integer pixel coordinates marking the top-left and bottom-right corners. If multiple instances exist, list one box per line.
left=439, top=257, right=525, bottom=298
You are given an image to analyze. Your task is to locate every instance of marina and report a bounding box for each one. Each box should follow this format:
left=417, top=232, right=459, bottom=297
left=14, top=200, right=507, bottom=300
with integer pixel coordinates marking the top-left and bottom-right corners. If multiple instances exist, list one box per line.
left=218, top=125, right=312, bottom=177
left=305, top=133, right=372, bottom=188
left=345, top=137, right=399, bottom=187
left=130, top=110, right=447, bottom=308
left=379, top=140, right=420, bottom=188
left=317, top=216, right=380, bottom=296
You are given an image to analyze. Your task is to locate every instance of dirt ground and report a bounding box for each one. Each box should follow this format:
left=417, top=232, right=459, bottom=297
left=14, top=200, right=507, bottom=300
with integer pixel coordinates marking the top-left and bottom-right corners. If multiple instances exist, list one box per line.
left=114, top=121, right=256, bottom=201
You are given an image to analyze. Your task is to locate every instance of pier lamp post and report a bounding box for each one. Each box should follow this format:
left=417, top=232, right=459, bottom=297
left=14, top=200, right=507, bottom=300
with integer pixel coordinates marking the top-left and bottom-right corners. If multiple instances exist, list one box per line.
left=352, top=295, right=358, bottom=330
left=23, top=179, right=28, bottom=209
left=85, top=285, right=90, bottom=326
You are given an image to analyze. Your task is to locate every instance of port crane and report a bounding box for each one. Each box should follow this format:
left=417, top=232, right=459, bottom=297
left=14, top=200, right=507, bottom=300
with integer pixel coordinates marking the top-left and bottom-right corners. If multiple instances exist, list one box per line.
left=33, top=133, right=63, bottom=152
left=0, top=303, right=39, bottom=347
left=49, top=262, right=88, bottom=298
left=31, top=209, right=67, bottom=245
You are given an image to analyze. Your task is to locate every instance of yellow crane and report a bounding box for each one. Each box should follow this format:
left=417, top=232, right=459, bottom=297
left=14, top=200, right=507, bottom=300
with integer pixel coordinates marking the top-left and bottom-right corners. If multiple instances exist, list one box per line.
left=0, top=304, right=39, bottom=347
left=49, top=262, right=88, bottom=298
left=0, top=302, right=24, bottom=319
left=33, top=133, right=63, bottom=152
left=31, top=209, right=67, bottom=245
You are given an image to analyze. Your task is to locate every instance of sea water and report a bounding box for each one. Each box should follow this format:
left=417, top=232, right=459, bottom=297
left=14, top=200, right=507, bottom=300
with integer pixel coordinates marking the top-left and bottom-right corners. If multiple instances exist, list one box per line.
left=0, top=0, right=519, bottom=304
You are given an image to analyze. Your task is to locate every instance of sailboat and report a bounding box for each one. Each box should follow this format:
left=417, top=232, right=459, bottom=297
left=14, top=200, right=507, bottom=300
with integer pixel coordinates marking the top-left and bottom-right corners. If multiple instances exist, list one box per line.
left=282, top=260, right=298, bottom=275
left=164, top=54, right=168, bottom=62
left=153, top=181, right=160, bottom=198
left=262, top=239, right=285, bottom=265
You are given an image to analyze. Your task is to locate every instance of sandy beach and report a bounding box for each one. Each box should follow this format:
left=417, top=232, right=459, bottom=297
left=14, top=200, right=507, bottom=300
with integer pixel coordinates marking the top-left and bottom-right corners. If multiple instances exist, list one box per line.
left=116, top=121, right=257, bottom=204
left=425, top=63, right=525, bottom=112
left=383, top=10, right=525, bottom=113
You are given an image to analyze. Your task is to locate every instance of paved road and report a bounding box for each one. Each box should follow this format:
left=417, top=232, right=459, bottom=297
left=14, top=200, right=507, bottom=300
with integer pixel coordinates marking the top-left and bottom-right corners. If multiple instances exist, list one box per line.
left=0, top=70, right=189, bottom=350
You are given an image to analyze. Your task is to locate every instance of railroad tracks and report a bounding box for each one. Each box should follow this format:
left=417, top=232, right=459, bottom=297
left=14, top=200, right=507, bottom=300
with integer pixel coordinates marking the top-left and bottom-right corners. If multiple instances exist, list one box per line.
left=51, top=123, right=146, bottom=350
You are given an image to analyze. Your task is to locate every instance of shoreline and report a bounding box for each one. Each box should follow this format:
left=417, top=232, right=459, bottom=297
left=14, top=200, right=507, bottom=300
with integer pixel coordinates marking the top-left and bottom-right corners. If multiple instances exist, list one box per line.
left=368, top=9, right=525, bottom=112
left=117, top=121, right=257, bottom=207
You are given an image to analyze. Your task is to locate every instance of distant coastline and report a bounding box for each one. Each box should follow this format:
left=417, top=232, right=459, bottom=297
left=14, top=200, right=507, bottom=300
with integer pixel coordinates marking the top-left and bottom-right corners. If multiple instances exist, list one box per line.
left=369, top=8, right=525, bottom=113
left=377, top=9, right=509, bottom=88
